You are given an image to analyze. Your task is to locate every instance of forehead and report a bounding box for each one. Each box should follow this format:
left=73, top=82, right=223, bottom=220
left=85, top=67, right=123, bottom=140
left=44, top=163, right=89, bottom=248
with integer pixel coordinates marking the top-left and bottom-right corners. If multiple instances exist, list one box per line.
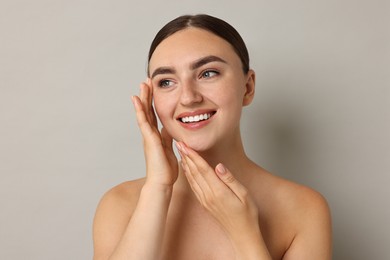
left=149, top=28, right=240, bottom=71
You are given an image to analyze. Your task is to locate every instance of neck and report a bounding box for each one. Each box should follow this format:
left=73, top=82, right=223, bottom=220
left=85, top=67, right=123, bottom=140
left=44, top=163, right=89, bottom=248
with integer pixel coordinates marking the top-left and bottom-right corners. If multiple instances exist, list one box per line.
left=198, top=135, right=248, bottom=170
left=175, top=131, right=255, bottom=191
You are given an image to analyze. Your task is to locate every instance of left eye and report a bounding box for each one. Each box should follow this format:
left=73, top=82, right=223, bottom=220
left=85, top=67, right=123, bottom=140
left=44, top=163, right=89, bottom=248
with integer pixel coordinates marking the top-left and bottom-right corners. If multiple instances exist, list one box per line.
left=201, top=70, right=219, bottom=78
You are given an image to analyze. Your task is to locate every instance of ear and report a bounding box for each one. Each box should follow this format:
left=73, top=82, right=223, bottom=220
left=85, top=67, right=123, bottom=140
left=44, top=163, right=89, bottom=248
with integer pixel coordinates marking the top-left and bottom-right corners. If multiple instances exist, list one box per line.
left=242, top=69, right=255, bottom=106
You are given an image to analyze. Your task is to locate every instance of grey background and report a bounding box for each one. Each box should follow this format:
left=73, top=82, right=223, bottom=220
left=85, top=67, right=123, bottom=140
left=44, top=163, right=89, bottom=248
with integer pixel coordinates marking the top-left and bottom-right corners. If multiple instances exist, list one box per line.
left=1, top=0, right=389, bottom=259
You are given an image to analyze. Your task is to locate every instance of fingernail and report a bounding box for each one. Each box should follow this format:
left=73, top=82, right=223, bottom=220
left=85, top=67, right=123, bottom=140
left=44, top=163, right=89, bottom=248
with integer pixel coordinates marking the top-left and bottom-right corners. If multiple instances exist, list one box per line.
left=216, top=163, right=226, bottom=174
left=176, top=142, right=188, bottom=155
left=181, top=143, right=188, bottom=155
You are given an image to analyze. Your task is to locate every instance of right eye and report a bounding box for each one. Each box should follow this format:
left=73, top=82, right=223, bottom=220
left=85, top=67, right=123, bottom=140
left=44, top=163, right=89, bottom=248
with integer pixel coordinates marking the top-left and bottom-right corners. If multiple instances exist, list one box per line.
left=158, top=79, right=174, bottom=88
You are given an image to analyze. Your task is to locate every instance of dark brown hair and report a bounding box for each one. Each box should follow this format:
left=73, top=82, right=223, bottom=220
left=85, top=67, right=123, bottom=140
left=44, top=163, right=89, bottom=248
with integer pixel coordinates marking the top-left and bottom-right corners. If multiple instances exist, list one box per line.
left=147, top=14, right=250, bottom=75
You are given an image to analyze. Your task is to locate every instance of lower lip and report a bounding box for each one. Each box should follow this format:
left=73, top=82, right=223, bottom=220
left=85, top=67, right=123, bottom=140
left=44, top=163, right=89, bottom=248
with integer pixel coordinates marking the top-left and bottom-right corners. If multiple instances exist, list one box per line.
left=178, top=115, right=214, bottom=130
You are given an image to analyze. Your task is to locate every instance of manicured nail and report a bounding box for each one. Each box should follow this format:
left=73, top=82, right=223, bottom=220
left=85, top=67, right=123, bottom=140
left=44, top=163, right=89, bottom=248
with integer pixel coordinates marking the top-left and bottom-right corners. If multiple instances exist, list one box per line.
left=216, top=163, right=226, bottom=175
left=180, top=143, right=189, bottom=155
left=176, top=142, right=188, bottom=155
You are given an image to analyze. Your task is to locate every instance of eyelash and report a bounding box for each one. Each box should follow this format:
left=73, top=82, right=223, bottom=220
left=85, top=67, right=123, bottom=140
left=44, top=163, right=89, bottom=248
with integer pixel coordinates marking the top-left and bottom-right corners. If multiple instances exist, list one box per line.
left=200, top=70, right=219, bottom=79
left=157, top=70, right=220, bottom=88
left=158, top=79, right=174, bottom=88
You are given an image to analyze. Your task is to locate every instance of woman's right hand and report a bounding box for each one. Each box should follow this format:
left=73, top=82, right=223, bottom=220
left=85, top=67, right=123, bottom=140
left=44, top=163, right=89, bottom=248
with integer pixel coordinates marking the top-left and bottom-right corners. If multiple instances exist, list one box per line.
left=131, top=79, right=178, bottom=187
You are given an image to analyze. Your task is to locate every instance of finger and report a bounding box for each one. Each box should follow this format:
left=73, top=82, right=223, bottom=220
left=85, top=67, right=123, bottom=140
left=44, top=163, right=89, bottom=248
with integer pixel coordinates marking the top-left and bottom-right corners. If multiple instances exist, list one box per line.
left=146, top=78, right=153, bottom=110
left=131, top=95, right=154, bottom=137
left=144, top=80, right=159, bottom=127
left=183, top=150, right=212, bottom=192
left=178, top=142, right=221, bottom=185
left=139, top=82, right=152, bottom=120
left=139, top=81, right=149, bottom=109
left=215, top=163, right=249, bottom=203
left=179, top=151, right=206, bottom=203
left=176, top=143, right=205, bottom=193
left=138, top=81, right=159, bottom=128
left=178, top=142, right=248, bottom=200
left=177, top=143, right=224, bottom=203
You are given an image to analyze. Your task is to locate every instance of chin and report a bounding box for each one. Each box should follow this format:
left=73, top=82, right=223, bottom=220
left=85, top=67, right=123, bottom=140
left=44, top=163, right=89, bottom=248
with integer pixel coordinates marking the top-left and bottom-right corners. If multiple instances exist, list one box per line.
left=186, top=143, right=211, bottom=152
left=174, top=135, right=213, bottom=152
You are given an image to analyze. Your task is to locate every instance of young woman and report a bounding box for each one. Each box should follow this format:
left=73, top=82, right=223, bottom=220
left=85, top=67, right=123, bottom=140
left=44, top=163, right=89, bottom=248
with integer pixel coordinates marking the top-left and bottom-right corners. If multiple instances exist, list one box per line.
left=93, top=14, right=332, bottom=260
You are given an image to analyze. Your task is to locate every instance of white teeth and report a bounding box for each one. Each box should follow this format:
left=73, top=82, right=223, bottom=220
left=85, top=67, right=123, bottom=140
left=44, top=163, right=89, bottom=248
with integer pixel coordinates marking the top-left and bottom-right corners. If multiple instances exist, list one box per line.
left=180, top=113, right=211, bottom=123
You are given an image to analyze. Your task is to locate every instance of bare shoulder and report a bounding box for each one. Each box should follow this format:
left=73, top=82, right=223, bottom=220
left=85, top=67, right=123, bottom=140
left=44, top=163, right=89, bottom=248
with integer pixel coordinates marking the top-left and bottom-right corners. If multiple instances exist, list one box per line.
left=249, top=169, right=329, bottom=214
left=93, top=178, right=145, bottom=259
left=276, top=176, right=332, bottom=259
left=97, top=178, right=145, bottom=214
left=251, top=170, right=332, bottom=259
left=269, top=173, right=330, bottom=218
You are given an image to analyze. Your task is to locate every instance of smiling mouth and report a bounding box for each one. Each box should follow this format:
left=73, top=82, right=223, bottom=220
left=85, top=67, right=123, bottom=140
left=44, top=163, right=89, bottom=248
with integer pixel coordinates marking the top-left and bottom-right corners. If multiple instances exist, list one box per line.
left=179, top=112, right=216, bottom=123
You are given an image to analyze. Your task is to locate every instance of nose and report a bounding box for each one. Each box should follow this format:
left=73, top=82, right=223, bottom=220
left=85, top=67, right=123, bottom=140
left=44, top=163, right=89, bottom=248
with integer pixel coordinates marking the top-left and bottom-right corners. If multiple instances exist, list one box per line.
left=179, top=81, right=203, bottom=106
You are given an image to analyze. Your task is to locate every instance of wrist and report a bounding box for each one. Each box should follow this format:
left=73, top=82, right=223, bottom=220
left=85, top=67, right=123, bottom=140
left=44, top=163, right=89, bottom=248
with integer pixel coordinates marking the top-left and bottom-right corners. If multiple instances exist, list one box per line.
left=142, top=181, right=174, bottom=196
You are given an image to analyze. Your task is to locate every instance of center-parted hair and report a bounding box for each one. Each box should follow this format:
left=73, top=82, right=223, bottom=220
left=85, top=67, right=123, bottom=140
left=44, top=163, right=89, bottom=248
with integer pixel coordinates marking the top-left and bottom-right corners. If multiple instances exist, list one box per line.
left=147, top=14, right=250, bottom=75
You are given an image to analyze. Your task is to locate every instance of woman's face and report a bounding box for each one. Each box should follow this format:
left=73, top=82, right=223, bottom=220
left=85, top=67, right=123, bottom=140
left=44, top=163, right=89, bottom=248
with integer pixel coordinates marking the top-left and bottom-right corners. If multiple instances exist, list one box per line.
left=149, top=27, right=255, bottom=151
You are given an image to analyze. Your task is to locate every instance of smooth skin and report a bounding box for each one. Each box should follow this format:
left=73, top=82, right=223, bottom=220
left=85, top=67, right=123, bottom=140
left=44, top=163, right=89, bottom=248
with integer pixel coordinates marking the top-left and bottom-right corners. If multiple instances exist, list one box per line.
left=93, top=28, right=332, bottom=260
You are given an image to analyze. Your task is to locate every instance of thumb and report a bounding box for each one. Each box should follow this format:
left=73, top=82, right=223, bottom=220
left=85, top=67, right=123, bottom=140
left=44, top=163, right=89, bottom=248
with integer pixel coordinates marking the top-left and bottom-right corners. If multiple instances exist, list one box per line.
left=215, top=163, right=248, bottom=201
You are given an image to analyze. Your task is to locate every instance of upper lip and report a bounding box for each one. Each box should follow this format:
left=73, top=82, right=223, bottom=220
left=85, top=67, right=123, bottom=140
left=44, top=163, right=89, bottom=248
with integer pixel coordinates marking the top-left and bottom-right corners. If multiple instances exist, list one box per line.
left=176, top=109, right=216, bottom=120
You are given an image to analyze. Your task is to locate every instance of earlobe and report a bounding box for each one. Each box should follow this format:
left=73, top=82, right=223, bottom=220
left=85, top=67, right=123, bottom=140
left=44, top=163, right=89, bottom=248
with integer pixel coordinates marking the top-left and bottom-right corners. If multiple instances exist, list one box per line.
left=242, top=69, right=255, bottom=106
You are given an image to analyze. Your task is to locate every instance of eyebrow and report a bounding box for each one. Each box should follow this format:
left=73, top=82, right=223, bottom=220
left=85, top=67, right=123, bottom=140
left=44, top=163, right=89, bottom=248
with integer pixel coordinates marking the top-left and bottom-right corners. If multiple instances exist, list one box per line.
left=150, top=55, right=227, bottom=79
left=191, top=55, right=227, bottom=70
left=150, top=67, right=176, bottom=79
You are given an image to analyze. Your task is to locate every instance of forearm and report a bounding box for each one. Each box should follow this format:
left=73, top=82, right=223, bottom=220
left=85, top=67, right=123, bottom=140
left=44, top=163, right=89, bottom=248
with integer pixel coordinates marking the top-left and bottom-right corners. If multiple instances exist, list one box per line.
left=109, top=182, right=172, bottom=260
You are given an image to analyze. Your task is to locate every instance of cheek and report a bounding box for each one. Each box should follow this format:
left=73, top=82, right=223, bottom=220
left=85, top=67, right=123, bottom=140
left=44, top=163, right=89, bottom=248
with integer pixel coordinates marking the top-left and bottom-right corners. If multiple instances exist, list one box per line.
left=216, top=83, right=246, bottom=120
left=217, top=84, right=244, bottom=107
left=153, top=94, right=173, bottom=123
left=218, top=75, right=246, bottom=99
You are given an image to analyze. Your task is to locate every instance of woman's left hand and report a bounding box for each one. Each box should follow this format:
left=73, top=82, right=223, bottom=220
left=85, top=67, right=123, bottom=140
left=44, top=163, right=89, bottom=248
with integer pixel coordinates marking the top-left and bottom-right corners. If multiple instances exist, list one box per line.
left=176, top=142, right=272, bottom=258
left=176, top=142, right=260, bottom=237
